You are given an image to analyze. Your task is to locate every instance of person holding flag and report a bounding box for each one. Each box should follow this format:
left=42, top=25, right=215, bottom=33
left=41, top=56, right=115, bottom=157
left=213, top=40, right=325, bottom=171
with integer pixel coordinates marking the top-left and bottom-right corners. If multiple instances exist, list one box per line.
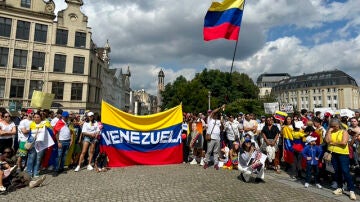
left=53, top=111, right=73, bottom=176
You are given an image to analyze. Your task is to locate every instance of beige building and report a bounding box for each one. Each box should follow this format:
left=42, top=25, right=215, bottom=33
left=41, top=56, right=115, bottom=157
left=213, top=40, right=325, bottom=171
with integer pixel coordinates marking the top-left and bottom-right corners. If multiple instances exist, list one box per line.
left=0, top=0, right=122, bottom=113
left=133, top=89, right=157, bottom=115
left=272, top=70, right=360, bottom=111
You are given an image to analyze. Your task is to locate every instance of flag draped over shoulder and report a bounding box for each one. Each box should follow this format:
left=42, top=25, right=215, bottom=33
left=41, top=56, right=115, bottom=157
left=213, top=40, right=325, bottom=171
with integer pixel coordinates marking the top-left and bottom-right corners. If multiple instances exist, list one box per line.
left=100, top=101, right=183, bottom=167
left=203, top=0, right=245, bottom=41
left=282, top=125, right=294, bottom=164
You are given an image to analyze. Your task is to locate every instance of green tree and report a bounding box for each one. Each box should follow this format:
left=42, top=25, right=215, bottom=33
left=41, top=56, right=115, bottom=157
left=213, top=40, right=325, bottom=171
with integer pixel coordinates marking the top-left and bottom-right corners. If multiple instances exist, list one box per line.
left=161, top=69, right=261, bottom=114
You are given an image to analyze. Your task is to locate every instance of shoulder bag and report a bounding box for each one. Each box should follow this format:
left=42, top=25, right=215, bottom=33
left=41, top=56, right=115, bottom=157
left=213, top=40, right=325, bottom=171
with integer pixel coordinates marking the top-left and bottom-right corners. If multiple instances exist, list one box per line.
left=206, top=120, right=216, bottom=142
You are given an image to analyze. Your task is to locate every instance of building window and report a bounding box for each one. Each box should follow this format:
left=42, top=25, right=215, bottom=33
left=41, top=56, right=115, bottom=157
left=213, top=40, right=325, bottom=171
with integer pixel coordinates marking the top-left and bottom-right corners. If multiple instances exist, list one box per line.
left=313, top=97, right=316, bottom=101
left=73, top=56, right=85, bottom=74
left=328, top=104, right=331, bottom=107
left=56, top=29, right=68, bottom=45
left=0, top=47, right=9, bottom=67
left=51, top=82, right=64, bottom=100
left=13, top=49, right=28, bottom=69
left=31, top=51, right=45, bottom=70
left=0, top=78, right=5, bottom=98
left=75, top=32, right=86, bottom=48
left=327, top=88, right=330, bottom=93
left=28, top=80, right=43, bottom=99
left=10, top=79, right=24, bottom=98
left=333, top=95, right=337, bottom=100
left=16, top=20, right=30, bottom=40
left=334, top=104, right=338, bottom=108
left=54, top=54, right=66, bottom=72
left=34, top=24, right=47, bottom=43
left=313, top=89, right=316, bottom=93
left=71, top=83, right=83, bottom=101
left=21, top=0, right=31, bottom=8
left=333, top=88, right=337, bottom=92
left=318, top=96, right=321, bottom=101
left=0, top=17, right=12, bottom=37
left=327, top=96, right=331, bottom=101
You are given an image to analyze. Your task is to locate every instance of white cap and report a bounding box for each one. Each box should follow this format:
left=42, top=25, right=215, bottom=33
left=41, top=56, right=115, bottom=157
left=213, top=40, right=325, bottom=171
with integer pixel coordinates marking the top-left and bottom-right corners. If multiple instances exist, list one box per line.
left=87, top=112, right=94, bottom=116
left=306, top=136, right=317, bottom=144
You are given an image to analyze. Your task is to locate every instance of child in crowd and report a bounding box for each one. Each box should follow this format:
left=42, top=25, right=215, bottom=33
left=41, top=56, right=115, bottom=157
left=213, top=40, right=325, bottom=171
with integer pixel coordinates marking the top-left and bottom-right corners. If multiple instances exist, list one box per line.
left=94, top=152, right=109, bottom=172
left=302, top=136, right=322, bottom=189
left=189, top=122, right=204, bottom=165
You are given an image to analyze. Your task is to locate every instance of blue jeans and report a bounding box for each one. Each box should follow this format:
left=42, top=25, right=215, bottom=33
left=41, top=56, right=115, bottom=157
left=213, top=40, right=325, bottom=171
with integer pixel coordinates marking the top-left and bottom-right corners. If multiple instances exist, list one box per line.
left=305, top=164, right=319, bottom=184
left=331, top=152, right=354, bottom=191
left=26, top=147, right=45, bottom=177
left=55, top=140, right=71, bottom=171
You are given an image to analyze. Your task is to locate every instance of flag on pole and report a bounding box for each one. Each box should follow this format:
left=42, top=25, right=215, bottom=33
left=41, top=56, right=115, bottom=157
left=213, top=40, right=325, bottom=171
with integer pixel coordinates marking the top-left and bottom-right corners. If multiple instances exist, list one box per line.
left=203, top=0, right=245, bottom=41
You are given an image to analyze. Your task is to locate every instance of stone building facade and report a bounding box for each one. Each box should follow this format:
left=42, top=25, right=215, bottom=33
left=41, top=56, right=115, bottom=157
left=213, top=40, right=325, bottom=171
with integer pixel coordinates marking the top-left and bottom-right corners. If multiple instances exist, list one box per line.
left=0, top=0, right=129, bottom=113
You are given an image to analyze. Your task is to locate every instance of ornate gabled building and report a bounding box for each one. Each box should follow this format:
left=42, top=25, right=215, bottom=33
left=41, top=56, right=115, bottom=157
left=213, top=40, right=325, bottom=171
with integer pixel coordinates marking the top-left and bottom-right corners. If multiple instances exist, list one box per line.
left=272, top=69, right=360, bottom=111
left=0, top=0, right=126, bottom=113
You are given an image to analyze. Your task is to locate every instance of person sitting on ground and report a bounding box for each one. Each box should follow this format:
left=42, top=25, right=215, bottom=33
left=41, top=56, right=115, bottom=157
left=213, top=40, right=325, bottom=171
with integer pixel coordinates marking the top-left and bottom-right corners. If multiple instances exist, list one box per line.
left=0, top=148, right=17, bottom=193
left=302, top=136, right=322, bottom=189
left=189, top=122, right=204, bottom=165
left=238, top=137, right=266, bottom=183
left=94, top=152, right=109, bottom=172
left=228, top=141, right=240, bottom=170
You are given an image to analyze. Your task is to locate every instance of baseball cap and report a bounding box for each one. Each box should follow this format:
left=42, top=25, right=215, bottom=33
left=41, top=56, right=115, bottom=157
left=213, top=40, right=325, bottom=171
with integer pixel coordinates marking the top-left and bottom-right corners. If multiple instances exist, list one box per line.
left=62, top=111, right=69, bottom=117
left=324, top=112, right=332, bottom=117
left=306, top=136, right=317, bottom=144
left=244, top=138, right=251, bottom=143
left=87, top=112, right=94, bottom=116
left=239, top=112, right=244, bottom=115
left=26, top=109, right=33, bottom=114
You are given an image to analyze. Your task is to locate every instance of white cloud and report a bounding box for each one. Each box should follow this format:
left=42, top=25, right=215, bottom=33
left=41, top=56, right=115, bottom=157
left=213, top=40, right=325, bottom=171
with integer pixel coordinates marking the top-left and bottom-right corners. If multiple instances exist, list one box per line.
left=52, top=0, right=360, bottom=94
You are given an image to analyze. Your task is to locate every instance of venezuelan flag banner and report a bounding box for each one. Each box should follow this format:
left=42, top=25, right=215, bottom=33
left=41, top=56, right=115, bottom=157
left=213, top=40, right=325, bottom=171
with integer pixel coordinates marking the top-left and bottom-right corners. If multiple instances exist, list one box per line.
left=203, top=0, right=245, bottom=41
left=100, top=101, right=183, bottom=167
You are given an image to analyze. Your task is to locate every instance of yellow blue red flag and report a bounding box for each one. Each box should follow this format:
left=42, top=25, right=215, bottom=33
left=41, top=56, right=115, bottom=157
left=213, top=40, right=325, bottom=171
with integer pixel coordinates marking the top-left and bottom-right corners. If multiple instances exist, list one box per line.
left=100, top=101, right=183, bottom=167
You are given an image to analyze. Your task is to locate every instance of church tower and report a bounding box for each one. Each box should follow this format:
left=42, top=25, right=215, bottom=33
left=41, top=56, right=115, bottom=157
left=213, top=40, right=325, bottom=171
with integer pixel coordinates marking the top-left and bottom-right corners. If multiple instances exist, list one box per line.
left=157, top=69, right=165, bottom=112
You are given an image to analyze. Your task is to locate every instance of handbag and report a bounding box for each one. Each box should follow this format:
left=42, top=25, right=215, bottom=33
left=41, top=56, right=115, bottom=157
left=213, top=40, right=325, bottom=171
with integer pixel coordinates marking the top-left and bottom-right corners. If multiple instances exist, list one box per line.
left=25, top=129, right=39, bottom=150
left=206, top=120, right=216, bottom=142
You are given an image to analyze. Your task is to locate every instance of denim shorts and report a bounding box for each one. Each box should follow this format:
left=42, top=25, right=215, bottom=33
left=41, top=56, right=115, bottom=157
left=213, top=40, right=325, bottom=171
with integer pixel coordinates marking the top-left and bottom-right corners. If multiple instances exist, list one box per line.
left=83, top=136, right=98, bottom=144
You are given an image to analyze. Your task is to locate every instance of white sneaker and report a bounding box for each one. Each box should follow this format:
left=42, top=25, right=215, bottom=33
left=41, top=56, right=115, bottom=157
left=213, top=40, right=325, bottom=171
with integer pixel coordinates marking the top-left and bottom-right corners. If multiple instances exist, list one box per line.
left=47, top=165, right=54, bottom=171
left=316, top=184, right=322, bottom=189
left=190, top=159, right=197, bottom=165
left=350, top=191, right=356, bottom=200
left=200, top=158, right=205, bottom=166
left=87, top=165, right=94, bottom=171
left=304, top=183, right=309, bottom=188
left=74, top=165, right=80, bottom=172
left=29, top=175, right=46, bottom=188
left=0, top=186, right=6, bottom=192
left=333, top=188, right=343, bottom=195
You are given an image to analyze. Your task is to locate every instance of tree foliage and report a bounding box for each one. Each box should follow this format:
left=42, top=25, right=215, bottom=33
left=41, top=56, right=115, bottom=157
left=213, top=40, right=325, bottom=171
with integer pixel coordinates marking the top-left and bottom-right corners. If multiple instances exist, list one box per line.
left=161, top=69, right=264, bottom=114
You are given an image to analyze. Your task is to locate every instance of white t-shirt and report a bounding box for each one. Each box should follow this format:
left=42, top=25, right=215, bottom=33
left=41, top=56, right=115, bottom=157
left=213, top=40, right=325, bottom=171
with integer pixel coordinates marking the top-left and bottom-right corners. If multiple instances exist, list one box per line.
left=225, top=120, right=241, bottom=141
left=18, top=119, right=31, bottom=142
left=0, top=122, right=15, bottom=139
left=58, top=119, right=71, bottom=141
left=243, top=119, right=257, bottom=137
left=207, top=118, right=221, bottom=140
left=82, top=121, right=100, bottom=134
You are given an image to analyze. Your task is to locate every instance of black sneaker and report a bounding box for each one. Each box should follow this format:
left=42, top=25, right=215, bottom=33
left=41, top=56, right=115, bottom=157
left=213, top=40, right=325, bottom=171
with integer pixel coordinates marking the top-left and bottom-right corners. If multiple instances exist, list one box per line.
left=255, top=178, right=265, bottom=183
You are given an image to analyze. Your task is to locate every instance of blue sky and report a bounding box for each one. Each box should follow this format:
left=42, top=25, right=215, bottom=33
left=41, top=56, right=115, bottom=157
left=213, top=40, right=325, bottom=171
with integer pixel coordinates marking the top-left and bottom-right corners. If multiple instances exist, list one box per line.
left=54, top=0, right=360, bottom=94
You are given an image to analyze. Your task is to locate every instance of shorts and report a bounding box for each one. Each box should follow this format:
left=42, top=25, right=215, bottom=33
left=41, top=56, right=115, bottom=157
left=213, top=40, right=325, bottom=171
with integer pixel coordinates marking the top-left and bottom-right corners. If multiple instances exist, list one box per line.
left=83, top=136, right=97, bottom=144
left=16, top=141, right=28, bottom=157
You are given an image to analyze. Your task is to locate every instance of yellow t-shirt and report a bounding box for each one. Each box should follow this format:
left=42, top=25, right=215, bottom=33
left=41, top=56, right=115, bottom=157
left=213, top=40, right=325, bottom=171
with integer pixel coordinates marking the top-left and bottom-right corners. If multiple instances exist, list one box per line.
left=327, top=130, right=349, bottom=155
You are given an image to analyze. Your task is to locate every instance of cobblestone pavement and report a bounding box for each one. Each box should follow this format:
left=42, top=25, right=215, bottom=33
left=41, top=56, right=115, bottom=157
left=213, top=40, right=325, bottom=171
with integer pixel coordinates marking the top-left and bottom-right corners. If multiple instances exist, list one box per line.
left=0, top=164, right=357, bottom=201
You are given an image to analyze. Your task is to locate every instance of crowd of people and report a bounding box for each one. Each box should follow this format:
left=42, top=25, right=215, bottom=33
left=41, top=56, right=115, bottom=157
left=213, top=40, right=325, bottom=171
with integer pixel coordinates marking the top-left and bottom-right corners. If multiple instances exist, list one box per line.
left=1, top=105, right=360, bottom=200
left=182, top=106, right=360, bottom=200
left=0, top=107, right=107, bottom=194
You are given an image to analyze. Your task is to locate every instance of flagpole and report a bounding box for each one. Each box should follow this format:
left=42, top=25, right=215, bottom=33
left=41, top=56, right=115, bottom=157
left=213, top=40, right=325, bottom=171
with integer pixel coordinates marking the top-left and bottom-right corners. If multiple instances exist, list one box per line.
left=227, top=0, right=245, bottom=104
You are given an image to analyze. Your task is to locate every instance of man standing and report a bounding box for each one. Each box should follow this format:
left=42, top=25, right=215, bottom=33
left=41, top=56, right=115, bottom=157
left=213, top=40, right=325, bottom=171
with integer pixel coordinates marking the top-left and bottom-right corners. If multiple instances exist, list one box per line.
left=204, top=104, right=225, bottom=170
left=53, top=111, right=73, bottom=175
left=51, top=109, right=63, bottom=127
left=243, top=113, right=258, bottom=140
left=224, top=115, right=241, bottom=149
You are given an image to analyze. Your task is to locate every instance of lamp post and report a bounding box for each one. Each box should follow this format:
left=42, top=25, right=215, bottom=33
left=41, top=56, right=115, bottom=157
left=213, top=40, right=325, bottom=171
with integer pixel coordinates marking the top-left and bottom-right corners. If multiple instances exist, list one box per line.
left=208, top=91, right=211, bottom=110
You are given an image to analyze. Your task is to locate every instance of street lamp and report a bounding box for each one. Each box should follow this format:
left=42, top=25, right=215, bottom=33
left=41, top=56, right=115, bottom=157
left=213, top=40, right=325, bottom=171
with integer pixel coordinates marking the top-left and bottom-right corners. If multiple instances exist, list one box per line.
left=208, top=91, right=211, bottom=110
